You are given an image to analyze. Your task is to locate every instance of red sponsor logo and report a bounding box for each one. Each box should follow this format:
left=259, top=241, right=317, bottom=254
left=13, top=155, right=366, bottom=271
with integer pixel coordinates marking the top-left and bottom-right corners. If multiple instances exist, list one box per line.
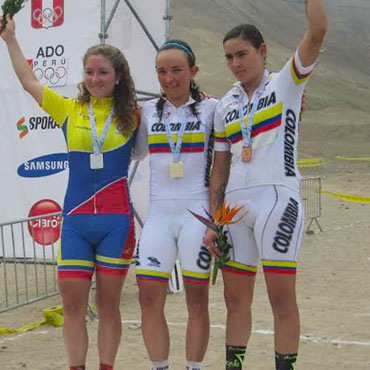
left=27, top=199, right=62, bottom=245
left=31, top=0, right=64, bottom=29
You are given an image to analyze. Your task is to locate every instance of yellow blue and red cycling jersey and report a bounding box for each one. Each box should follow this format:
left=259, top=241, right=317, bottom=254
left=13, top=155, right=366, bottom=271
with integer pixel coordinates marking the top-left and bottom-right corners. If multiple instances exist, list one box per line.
left=41, top=86, right=136, bottom=279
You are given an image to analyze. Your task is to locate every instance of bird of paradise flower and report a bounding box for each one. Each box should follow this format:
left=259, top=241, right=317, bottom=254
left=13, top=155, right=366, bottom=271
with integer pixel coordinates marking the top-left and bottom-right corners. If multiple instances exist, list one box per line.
left=188, top=202, right=247, bottom=284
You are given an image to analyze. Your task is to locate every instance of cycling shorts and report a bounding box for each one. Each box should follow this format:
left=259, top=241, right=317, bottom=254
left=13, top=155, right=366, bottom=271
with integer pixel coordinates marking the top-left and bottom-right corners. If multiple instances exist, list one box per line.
left=136, top=199, right=212, bottom=285
left=58, top=213, right=135, bottom=279
left=223, top=185, right=304, bottom=276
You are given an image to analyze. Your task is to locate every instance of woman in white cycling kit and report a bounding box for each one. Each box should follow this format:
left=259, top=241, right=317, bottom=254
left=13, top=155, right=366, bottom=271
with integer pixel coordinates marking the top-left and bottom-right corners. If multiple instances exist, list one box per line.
left=133, top=40, right=217, bottom=370
left=203, top=1, right=327, bottom=369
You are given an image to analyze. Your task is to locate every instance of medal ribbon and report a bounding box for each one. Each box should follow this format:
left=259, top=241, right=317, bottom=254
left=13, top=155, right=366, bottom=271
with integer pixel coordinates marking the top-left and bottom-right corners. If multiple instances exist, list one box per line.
left=239, top=70, right=269, bottom=147
left=164, top=108, right=188, bottom=163
left=88, top=101, right=114, bottom=154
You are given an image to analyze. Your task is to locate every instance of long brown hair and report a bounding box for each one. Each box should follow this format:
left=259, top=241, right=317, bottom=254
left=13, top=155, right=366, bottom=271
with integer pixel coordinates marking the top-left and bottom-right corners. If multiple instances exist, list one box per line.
left=78, top=44, right=137, bottom=136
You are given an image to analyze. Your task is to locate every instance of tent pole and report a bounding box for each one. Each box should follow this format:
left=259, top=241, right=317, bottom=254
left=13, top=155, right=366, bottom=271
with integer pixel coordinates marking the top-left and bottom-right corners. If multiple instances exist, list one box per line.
left=165, top=0, right=171, bottom=40
left=123, top=0, right=159, bottom=51
left=100, top=0, right=107, bottom=44
left=105, top=0, right=122, bottom=33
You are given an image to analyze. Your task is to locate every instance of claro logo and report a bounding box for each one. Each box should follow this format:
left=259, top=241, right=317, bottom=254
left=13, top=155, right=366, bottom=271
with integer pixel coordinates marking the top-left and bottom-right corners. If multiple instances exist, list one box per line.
left=18, top=153, right=69, bottom=178
left=28, top=199, right=62, bottom=246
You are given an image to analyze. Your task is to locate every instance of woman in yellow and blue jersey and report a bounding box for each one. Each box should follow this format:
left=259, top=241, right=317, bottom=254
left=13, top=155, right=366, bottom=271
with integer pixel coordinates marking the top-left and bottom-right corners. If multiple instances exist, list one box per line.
left=1, top=14, right=138, bottom=370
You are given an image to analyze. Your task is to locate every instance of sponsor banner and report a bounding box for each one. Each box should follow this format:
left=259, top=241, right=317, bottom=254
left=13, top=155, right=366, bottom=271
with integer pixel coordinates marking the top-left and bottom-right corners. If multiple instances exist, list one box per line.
left=0, top=0, right=167, bottom=258
left=0, top=88, right=68, bottom=219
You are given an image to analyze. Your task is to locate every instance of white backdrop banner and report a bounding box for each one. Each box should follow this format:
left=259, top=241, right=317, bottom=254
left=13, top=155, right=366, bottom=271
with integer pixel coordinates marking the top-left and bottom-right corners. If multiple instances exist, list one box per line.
left=0, top=0, right=167, bottom=257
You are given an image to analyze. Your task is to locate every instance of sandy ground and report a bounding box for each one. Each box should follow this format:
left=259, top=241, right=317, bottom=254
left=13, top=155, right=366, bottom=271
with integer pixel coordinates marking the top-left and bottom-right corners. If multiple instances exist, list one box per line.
left=1, top=1, right=370, bottom=369
left=0, top=170, right=369, bottom=370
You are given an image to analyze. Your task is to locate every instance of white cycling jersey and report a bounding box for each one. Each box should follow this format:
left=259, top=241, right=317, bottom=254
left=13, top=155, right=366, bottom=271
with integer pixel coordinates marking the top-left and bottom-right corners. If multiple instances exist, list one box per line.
left=134, top=97, right=218, bottom=200
left=214, top=49, right=316, bottom=194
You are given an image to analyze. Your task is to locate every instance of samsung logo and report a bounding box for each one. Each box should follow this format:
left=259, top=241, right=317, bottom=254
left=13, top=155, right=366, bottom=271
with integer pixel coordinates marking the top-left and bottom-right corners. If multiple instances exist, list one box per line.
left=18, top=153, right=69, bottom=178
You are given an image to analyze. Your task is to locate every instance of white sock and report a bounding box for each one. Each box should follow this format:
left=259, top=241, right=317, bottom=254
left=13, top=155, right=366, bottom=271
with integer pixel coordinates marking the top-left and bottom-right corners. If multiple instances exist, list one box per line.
left=186, top=361, right=202, bottom=370
left=151, top=360, right=169, bottom=370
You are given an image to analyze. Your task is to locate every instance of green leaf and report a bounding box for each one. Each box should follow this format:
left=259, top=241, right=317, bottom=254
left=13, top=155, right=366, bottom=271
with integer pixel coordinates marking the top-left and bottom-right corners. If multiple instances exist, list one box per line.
left=1, top=0, right=26, bottom=28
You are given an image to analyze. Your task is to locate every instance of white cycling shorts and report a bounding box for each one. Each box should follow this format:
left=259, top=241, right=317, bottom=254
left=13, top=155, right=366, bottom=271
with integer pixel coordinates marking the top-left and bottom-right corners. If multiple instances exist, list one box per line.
left=136, top=199, right=212, bottom=284
left=223, top=185, right=304, bottom=276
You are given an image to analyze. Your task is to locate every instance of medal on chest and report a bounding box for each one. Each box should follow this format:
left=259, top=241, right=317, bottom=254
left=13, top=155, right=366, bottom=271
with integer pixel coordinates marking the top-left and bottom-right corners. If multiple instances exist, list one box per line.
left=170, top=161, right=184, bottom=178
left=88, top=102, right=113, bottom=170
left=241, top=145, right=252, bottom=162
left=239, top=102, right=253, bottom=163
left=90, top=153, right=104, bottom=169
left=165, top=108, right=188, bottom=179
left=238, top=70, right=270, bottom=163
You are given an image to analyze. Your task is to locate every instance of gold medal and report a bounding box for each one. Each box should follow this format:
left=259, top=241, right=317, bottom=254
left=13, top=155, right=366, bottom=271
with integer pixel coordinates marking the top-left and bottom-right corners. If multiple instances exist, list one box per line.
left=242, top=146, right=252, bottom=162
left=170, top=161, right=184, bottom=178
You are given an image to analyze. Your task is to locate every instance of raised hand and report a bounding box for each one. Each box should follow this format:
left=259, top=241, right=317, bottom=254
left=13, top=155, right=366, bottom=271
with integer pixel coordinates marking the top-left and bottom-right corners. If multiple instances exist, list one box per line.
left=0, top=14, right=16, bottom=43
left=0, top=12, right=43, bottom=104
left=1, top=0, right=25, bottom=28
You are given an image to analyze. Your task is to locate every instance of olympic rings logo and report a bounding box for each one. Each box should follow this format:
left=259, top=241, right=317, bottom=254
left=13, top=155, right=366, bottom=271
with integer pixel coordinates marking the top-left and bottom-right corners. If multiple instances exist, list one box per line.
left=32, top=6, right=64, bottom=28
left=34, top=66, right=67, bottom=85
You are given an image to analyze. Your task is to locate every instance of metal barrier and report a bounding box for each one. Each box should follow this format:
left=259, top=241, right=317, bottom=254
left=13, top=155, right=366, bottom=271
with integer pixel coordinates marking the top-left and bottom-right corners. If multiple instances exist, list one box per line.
left=0, top=177, right=322, bottom=313
left=300, top=177, right=323, bottom=233
left=0, top=213, right=61, bottom=313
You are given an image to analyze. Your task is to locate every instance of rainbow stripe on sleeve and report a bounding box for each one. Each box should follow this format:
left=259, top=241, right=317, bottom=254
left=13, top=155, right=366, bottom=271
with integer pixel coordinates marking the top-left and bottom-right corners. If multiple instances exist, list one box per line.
left=291, top=57, right=311, bottom=85
left=214, top=130, right=228, bottom=143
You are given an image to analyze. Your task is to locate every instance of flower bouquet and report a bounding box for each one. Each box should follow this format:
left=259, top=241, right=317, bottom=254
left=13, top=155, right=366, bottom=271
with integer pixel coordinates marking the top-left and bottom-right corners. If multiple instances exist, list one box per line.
left=189, top=202, right=246, bottom=284
left=1, top=0, right=26, bottom=29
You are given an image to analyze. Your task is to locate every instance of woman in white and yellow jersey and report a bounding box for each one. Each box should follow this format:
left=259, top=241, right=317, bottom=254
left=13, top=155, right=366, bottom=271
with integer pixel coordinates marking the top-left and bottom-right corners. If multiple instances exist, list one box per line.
left=133, top=39, right=218, bottom=370
left=203, top=1, right=327, bottom=369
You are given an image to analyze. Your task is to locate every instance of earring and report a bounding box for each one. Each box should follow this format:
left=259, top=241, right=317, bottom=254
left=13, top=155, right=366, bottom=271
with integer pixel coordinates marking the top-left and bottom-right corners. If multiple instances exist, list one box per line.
left=115, top=80, right=119, bottom=85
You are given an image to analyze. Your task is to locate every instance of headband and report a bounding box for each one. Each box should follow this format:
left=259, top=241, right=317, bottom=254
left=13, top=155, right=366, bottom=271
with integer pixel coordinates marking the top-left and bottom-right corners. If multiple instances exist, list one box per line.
left=159, top=42, right=195, bottom=58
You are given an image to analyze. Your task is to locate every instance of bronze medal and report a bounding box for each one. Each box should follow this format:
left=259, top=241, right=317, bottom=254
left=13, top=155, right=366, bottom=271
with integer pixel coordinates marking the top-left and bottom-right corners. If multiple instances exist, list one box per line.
left=242, top=146, right=252, bottom=162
